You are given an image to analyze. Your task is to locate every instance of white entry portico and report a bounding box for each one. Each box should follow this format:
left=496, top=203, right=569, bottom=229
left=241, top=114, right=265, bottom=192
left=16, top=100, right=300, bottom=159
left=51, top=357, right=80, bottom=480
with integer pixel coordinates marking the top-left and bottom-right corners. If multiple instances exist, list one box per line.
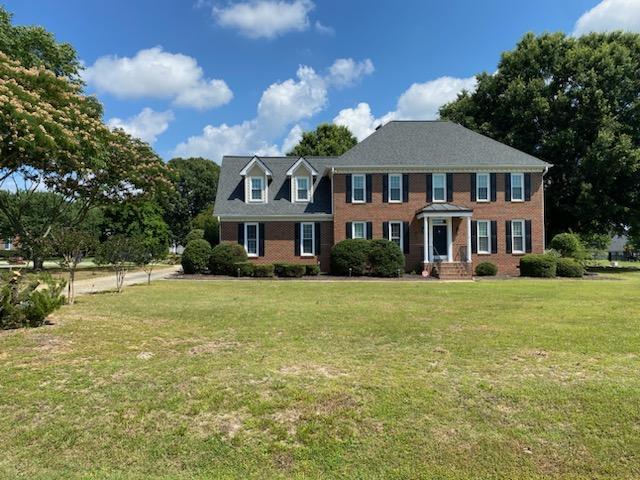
left=417, top=203, right=473, bottom=265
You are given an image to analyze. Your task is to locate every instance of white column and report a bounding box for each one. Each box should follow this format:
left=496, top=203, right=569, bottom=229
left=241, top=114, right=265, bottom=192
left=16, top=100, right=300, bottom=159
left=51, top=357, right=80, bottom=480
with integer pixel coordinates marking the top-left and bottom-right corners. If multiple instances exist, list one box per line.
left=446, top=217, right=453, bottom=262
left=423, top=216, right=429, bottom=263
left=466, top=216, right=472, bottom=263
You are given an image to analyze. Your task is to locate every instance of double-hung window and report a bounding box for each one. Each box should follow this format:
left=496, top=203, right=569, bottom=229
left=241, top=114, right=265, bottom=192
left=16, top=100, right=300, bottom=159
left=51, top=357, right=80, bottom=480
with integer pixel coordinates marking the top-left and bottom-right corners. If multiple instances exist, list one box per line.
left=352, top=221, right=367, bottom=239
left=477, top=220, right=490, bottom=254
left=301, top=222, right=314, bottom=256
left=295, top=176, right=310, bottom=202
left=476, top=173, right=489, bottom=202
left=389, top=221, right=403, bottom=248
left=389, top=174, right=402, bottom=202
left=249, top=177, right=264, bottom=202
left=511, top=220, right=525, bottom=253
left=432, top=173, right=446, bottom=202
left=245, top=223, right=259, bottom=257
left=352, top=174, right=365, bottom=203
left=511, top=173, right=524, bottom=202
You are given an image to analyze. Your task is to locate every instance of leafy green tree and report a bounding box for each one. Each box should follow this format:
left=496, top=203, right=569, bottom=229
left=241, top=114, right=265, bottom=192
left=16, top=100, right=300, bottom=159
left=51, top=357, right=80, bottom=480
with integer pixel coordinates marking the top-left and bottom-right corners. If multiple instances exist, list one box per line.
left=287, top=124, right=357, bottom=157
left=95, top=235, right=145, bottom=293
left=167, top=157, right=220, bottom=217
left=53, top=228, right=98, bottom=304
left=440, top=32, right=640, bottom=239
left=192, top=207, right=219, bottom=247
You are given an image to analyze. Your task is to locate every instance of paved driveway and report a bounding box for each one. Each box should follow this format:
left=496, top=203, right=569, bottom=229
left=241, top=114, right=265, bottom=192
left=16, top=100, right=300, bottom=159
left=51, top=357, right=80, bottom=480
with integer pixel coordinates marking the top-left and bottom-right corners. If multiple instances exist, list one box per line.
left=73, top=266, right=182, bottom=295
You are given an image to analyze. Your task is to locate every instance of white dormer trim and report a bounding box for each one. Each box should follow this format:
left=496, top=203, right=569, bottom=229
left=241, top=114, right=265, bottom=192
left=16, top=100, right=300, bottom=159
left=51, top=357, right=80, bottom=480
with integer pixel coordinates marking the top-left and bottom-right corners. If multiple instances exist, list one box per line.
left=240, top=156, right=273, bottom=177
left=286, top=157, right=318, bottom=177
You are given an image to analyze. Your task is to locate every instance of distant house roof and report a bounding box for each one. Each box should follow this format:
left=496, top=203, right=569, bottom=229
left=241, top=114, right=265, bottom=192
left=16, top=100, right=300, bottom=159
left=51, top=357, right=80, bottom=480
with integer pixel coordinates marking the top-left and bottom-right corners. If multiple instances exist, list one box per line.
left=609, top=235, right=628, bottom=253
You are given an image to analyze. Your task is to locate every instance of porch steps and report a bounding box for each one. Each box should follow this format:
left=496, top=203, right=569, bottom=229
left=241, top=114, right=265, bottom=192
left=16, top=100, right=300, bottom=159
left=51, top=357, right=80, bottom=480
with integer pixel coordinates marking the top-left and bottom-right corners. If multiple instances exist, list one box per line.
left=436, top=262, right=473, bottom=280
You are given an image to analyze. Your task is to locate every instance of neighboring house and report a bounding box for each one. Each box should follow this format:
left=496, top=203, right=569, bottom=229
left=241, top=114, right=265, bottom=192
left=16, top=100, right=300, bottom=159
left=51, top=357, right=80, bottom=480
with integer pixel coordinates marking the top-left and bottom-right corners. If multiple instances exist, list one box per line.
left=608, top=235, right=637, bottom=261
left=1, top=238, right=13, bottom=251
left=214, top=121, right=551, bottom=277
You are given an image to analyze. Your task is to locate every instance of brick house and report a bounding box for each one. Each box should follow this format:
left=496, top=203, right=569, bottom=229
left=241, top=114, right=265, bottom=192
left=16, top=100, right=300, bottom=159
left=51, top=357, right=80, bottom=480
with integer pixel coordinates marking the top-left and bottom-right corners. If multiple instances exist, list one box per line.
left=214, top=121, right=550, bottom=277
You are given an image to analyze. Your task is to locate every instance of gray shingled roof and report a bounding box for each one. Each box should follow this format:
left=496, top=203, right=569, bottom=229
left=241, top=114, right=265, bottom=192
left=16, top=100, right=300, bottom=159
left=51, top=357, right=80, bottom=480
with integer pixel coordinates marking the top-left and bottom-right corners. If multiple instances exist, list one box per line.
left=336, top=121, right=550, bottom=169
left=214, top=156, right=336, bottom=217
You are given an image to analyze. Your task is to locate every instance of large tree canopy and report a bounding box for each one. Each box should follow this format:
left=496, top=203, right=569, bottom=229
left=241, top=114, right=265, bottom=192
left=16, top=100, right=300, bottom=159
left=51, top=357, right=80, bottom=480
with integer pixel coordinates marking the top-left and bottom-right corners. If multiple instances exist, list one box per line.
left=287, top=124, right=357, bottom=157
left=440, top=32, right=640, bottom=238
left=167, top=157, right=220, bottom=218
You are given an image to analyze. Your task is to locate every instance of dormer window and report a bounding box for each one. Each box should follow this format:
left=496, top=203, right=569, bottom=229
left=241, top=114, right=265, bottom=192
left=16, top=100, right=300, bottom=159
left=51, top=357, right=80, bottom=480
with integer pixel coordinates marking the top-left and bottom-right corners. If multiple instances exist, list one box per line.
left=249, top=177, right=264, bottom=202
left=286, top=157, right=318, bottom=203
left=240, top=156, right=272, bottom=204
left=295, top=176, right=310, bottom=202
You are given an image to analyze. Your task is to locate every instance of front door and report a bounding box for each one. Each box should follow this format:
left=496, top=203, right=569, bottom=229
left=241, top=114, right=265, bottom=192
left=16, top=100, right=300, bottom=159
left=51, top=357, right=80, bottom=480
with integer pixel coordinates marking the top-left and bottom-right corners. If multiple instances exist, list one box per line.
left=432, top=224, right=448, bottom=260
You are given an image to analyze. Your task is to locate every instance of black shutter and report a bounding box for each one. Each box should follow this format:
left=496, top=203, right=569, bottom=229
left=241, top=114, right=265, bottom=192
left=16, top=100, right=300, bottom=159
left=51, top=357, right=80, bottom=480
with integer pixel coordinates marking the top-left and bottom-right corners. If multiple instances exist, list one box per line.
left=505, top=173, right=511, bottom=202
left=294, top=222, right=301, bottom=256
left=402, top=174, right=409, bottom=203
left=345, top=174, right=352, bottom=203
left=366, top=221, right=373, bottom=240
left=470, top=173, right=476, bottom=202
left=403, top=222, right=410, bottom=254
left=237, top=223, right=244, bottom=246
left=382, top=222, right=389, bottom=240
left=505, top=220, right=512, bottom=253
left=346, top=222, right=352, bottom=239
left=491, top=221, right=498, bottom=254
left=366, top=174, right=372, bottom=203
left=525, top=220, right=532, bottom=253
left=382, top=174, right=388, bottom=203
left=490, top=173, right=497, bottom=202
left=524, top=173, right=531, bottom=201
left=471, top=220, right=477, bottom=254
left=426, top=174, right=432, bottom=202
left=446, top=173, right=453, bottom=202
left=315, top=222, right=321, bottom=255
left=259, top=223, right=265, bottom=256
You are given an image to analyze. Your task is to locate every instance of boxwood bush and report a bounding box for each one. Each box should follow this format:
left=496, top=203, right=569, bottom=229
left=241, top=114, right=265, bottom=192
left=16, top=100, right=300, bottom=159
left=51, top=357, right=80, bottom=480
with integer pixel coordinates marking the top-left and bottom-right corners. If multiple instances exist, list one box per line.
left=368, top=239, right=405, bottom=277
left=181, top=239, right=212, bottom=274
left=475, top=261, right=498, bottom=276
left=330, top=239, right=371, bottom=276
left=253, top=264, right=275, bottom=277
left=305, top=264, right=321, bottom=276
left=208, top=243, right=248, bottom=275
left=519, top=254, right=557, bottom=278
left=184, top=229, right=205, bottom=246
left=550, top=232, right=585, bottom=260
left=273, top=263, right=305, bottom=278
left=556, top=257, right=585, bottom=278
left=233, top=261, right=254, bottom=277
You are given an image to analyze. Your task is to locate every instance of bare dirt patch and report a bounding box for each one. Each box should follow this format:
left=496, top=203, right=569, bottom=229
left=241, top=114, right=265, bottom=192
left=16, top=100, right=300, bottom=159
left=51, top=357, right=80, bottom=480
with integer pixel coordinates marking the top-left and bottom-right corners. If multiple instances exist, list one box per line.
left=278, top=363, right=348, bottom=378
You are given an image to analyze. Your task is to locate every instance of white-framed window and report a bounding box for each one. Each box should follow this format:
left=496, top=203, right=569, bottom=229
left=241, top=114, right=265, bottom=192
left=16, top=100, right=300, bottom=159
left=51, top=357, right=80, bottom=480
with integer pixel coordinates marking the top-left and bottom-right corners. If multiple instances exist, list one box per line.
left=432, top=173, right=446, bottom=202
left=477, top=220, right=490, bottom=254
left=388, top=221, right=403, bottom=248
left=511, top=219, right=525, bottom=254
left=301, top=222, right=315, bottom=256
left=3, top=240, right=12, bottom=250
left=249, top=176, right=265, bottom=202
left=294, top=176, right=310, bottom=202
left=245, top=222, right=259, bottom=257
left=352, top=221, right=367, bottom=239
left=388, top=174, right=402, bottom=203
left=352, top=174, right=366, bottom=203
left=511, top=173, right=524, bottom=202
left=476, top=173, right=490, bottom=202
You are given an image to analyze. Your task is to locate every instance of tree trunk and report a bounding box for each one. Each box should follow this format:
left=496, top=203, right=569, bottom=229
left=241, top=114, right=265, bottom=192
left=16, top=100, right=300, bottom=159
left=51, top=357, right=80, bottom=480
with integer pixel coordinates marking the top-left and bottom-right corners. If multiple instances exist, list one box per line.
left=67, top=270, right=75, bottom=305
left=32, top=257, right=44, bottom=271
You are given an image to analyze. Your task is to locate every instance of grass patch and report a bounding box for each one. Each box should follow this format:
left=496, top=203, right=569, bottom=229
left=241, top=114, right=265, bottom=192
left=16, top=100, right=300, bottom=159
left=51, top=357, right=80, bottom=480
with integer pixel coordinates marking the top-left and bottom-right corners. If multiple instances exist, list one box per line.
left=2, top=274, right=640, bottom=479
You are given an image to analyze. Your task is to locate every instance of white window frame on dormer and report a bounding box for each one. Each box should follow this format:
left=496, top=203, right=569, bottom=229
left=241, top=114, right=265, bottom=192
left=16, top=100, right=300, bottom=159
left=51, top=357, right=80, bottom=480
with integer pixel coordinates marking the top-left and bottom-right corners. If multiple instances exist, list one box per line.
left=476, top=173, right=490, bottom=202
left=300, top=222, right=315, bottom=256
left=352, top=174, right=366, bottom=203
left=248, top=176, right=266, bottom=203
left=477, top=220, right=490, bottom=254
left=432, top=173, right=446, bottom=202
left=511, top=173, right=524, bottom=202
left=294, top=176, right=311, bottom=203
left=244, top=222, right=259, bottom=257
left=388, top=174, right=402, bottom=203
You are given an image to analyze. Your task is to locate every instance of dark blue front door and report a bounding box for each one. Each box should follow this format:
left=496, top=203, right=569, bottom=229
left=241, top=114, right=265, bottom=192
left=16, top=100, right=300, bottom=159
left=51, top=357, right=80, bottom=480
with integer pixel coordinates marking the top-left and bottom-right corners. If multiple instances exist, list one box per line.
left=433, top=225, right=447, bottom=259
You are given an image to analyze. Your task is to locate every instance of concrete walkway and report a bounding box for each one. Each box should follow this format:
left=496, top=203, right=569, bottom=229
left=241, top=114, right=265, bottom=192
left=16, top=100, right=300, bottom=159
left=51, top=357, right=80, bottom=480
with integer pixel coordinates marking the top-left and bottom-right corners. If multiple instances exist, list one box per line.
left=73, top=265, right=182, bottom=295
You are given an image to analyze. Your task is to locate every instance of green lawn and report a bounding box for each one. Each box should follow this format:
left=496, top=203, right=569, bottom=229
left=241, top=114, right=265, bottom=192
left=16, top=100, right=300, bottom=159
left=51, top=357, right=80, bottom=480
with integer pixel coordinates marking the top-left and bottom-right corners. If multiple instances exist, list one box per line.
left=2, top=275, right=640, bottom=479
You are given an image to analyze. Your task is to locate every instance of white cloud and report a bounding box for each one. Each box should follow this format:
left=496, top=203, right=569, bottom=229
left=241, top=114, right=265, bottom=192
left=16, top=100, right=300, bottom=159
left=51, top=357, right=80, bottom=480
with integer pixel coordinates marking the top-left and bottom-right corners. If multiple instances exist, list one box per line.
left=107, top=108, right=174, bottom=144
left=282, top=124, right=304, bottom=153
left=214, top=0, right=314, bottom=39
left=314, top=20, right=334, bottom=35
left=83, top=47, right=233, bottom=110
left=327, top=58, right=375, bottom=88
left=573, top=0, right=640, bottom=35
left=333, top=76, right=476, bottom=140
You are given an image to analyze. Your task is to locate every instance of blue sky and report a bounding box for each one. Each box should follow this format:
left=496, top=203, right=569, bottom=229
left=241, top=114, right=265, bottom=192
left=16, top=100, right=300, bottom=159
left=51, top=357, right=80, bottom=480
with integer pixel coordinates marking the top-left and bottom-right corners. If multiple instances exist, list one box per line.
left=4, top=0, right=637, bottom=161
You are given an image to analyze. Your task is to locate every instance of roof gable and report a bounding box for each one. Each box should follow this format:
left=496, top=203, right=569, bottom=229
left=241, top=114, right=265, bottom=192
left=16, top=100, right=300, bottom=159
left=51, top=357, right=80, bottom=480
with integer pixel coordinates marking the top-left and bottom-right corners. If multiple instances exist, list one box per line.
left=239, top=156, right=273, bottom=177
left=286, top=157, right=319, bottom=176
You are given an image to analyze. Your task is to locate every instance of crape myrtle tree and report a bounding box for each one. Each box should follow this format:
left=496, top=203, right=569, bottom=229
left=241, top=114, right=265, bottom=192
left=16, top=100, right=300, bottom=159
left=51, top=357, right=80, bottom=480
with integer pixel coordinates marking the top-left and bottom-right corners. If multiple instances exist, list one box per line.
left=53, top=227, right=97, bottom=304
left=95, top=235, right=145, bottom=294
left=287, top=124, right=358, bottom=157
left=440, top=32, right=640, bottom=240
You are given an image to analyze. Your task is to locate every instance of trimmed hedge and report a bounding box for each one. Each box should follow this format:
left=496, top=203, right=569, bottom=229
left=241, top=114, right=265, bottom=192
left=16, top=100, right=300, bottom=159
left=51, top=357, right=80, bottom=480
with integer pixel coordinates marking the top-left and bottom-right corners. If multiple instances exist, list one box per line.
left=181, top=239, right=212, bottom=274
left=556, top=257, right=585, bottom=278
left=475, top=261, right=498, bottom=276
left=184, top=229, right=205, bottom=246
left=550, top=232, right=585, bottom=260
left=274, top=263, right=305, bottom=278
left=209, top=243, right=248, bottom=275
left=330, top=239, right=371, bottom=276
left=368, top=239, right=405, bottom=277
left=253, top=264, right=275, bottom=277
left=519, top=254, right=557, bottom=278
left=233, top=261, right=254, bottom=277
left=305, top=264, right=321, bottom=276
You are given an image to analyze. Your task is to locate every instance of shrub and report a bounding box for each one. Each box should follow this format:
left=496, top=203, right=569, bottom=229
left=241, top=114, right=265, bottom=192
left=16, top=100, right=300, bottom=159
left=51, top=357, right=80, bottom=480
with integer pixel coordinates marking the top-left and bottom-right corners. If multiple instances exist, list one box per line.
left=1, top=271, right=66, bottom=329
left=208, top=243, right=248, bottom=275
left=305, top=264, right=320, bottom=276
left=475, top=261, right=498, bottom=276
left=330, top=239, right=371, bottom=276
left=556, top=257, right=585, bottom=278
left=550, top=233, right=585, bottom=260
left=253, top=264, right=275, bottom=277
left=233, top=261, right=254, bottom=277
left=181, top=239, right=212, bottom=274
left=519, top=254, right=557, bottom=278
left=274, top=263, right=305, bottom=277
left=368, top=239, right=405, bottom=277
left=184, top=229, right=205, bottom=246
